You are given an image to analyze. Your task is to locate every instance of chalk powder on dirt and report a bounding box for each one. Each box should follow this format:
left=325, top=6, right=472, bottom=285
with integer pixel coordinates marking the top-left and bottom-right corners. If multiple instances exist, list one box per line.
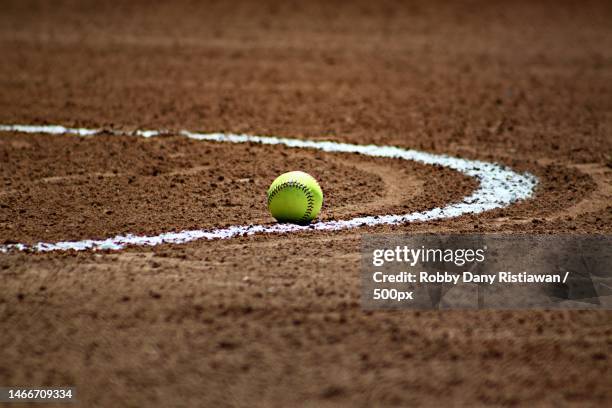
left=0, top=124, right=537, bottom=252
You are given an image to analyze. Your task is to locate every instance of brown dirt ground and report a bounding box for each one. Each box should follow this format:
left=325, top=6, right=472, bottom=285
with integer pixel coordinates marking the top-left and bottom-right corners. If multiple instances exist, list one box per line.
left=0, top=0, right=611, bottom=406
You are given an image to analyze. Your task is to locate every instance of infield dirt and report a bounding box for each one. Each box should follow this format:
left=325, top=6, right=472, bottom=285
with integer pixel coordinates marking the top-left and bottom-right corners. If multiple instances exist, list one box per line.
left=1, top=1, right=611, bottom=406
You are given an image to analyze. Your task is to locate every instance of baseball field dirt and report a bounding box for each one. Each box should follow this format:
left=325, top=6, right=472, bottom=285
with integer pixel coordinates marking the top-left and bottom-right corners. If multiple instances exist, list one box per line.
left=0, top=0, right=611, bottom=406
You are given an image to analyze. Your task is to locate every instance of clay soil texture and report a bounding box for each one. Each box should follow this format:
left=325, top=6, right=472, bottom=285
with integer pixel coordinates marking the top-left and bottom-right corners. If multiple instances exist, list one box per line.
left=0, top=0, right=611, bottom=407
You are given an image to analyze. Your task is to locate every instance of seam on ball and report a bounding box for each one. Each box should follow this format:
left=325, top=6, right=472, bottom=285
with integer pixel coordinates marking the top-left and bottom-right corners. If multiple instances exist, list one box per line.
left=267, top=180, right=315, bottom=222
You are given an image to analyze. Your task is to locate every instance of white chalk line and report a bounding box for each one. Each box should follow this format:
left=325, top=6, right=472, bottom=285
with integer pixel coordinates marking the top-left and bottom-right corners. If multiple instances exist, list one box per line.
left=0, top=124, right=537, bottom=252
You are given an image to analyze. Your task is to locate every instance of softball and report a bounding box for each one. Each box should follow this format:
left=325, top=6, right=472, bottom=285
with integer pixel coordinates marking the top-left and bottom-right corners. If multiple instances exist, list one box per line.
left=267, top=171, right=323, bottom=224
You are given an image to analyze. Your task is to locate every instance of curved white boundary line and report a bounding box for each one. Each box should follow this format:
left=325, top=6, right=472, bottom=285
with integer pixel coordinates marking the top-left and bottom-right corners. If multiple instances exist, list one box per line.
left=0, top=124, right=537, bottom=252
